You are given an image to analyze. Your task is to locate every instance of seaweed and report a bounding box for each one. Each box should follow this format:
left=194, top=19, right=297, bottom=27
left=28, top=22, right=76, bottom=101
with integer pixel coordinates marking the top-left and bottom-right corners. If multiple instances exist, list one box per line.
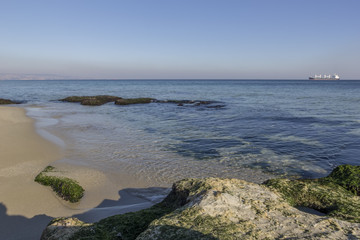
left=114, top=98, right=154, bottom=105
left=35, top=166, right=84, bottom=203
left=60, top=95, right=121, bottom=106
left=264, top=164, right=360, bottom=223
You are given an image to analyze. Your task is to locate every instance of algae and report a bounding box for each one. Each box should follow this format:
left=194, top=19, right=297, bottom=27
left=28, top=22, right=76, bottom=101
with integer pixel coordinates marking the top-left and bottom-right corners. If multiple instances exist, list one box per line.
left=138, top=207, right=244, bottom=240
left=59, top=96, right=223, bottom=109
left=60, top=95, right=121, bottom=106
left=264, top=164, right=360, bottom=223
left=35, top=166, right=84, bottom=203
left=326, top=164, right=360, bottom=196
left=42, top=176, right=360, bottom=240
left=114, top=98, right=154, bottom=105
left=70, top=201, right=177, bottom=239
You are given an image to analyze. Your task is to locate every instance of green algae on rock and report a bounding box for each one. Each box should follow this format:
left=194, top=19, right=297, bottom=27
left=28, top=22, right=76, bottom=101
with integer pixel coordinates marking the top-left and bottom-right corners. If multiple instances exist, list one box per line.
left=60, top=95, right=121, bottom=106
left=41, top=177, right=360, bottom=240
left=326, top=164, right=360, bottom=196
left=114, top=98, right=154, bottom=105
left=59, top=96, right=224, bottom=109
left=264, top=164, right=360, bottom=223
left=41, top=217, right=92, bottom=240
left=35, top=166, right=84, bottom=203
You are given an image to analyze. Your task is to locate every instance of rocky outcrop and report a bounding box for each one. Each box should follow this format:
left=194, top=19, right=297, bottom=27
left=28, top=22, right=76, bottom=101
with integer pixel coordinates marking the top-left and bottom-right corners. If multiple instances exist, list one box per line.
left=60, top=95, right=122, bottom=106
left=40, top=217, right=91, bottom=240
left=41, top=166, right=360, bottom=240
left=137, top=178, right=360, bottom=240
left=59, top=96, right=225, bottom=108
left=264, top=164, right=360, bottom=223
left=114, top=98, right=154, bottom=105
left=0, top=98, right=19, bottom=104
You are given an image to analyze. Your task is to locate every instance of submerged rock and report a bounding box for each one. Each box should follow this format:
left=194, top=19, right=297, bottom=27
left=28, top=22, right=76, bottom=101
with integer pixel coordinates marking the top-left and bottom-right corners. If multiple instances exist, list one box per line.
left=41, top=167, right=360, bottom=240
left=60, top=95, right=121, bottom=106
left=154, top=99, right=211, bottom=105
left=59, top=96, right=224, bottom=109
left=153, top=99, right=225, bottom=109
left=114, top=98, right=154, bottom=105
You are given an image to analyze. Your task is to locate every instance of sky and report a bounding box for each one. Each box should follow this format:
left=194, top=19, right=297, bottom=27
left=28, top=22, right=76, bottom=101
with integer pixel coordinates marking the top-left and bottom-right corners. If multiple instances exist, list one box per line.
left=1, top=0, right=360, bottom=80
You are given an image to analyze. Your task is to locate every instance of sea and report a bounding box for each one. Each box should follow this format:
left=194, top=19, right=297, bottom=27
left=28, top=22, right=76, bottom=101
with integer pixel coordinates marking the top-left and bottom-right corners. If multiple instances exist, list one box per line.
left=1, top=79, right=359, bottom=184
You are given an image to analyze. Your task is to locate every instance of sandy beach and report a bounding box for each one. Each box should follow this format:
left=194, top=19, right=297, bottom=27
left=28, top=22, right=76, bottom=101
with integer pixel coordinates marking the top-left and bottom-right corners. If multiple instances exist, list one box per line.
left=0, top=106, right=166, bottom=240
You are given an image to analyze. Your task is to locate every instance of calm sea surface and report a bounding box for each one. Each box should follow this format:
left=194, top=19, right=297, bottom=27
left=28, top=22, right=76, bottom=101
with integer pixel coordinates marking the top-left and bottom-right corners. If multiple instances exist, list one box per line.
left=1, top=80, right=359, bottom=182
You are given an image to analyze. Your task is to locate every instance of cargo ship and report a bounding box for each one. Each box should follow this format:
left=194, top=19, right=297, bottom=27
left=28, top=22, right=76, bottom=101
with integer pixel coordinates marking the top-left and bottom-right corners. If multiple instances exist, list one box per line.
left=309, top=74, right=340, bottom=80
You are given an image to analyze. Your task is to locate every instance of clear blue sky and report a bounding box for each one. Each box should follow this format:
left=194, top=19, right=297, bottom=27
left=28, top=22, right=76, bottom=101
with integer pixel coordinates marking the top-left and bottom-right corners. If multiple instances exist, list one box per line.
left=1, top=0, right=359, bottom=79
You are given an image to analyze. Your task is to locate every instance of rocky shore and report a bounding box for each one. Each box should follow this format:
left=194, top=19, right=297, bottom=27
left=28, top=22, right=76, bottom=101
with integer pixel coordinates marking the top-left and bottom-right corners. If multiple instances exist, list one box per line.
left=59, top=95, right=225, bottom=108
left=0, top=98, right=20, bottom=104
left=41, top=165, right=360, bottom=240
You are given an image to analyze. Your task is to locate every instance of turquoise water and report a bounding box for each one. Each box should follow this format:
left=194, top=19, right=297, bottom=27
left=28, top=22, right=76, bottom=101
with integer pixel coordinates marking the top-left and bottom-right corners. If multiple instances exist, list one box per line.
left=1, top=80, right=359, bottom=181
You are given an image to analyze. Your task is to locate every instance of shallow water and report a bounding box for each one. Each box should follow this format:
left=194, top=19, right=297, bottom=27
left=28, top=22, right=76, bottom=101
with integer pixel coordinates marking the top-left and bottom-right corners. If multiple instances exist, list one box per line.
left=1, top=80, right=359, bottom=183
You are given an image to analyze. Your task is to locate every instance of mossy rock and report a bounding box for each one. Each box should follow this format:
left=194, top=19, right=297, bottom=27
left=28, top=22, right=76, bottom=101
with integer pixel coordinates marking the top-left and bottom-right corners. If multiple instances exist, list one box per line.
left=35, top=166, right=84, bottom=203
left=326, top=164, right=360, bottom=196
left=0, top=98, right=18, bottom=104
left=43, top=177, right=360, bottom=240
left=60, top=95, right=121, bottom=106
left=153, top=99, right=213, bottom=106
left=264, top=164, right=360, bottom=223
left=115, top=98, right=154, bottom=105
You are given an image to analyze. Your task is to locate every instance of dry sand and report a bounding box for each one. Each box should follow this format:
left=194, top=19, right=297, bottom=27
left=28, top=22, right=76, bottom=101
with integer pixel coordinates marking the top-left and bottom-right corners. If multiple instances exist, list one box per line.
left=0, top=106, right=165, bottom=240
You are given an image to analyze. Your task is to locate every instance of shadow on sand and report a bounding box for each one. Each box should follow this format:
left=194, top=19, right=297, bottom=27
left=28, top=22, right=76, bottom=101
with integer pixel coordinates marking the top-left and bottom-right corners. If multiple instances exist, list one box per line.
left=74, top=186, right=170, bottom=223
left=0, top=203, right=52, bottom=240
left=0, top=187, right=169, bottom=240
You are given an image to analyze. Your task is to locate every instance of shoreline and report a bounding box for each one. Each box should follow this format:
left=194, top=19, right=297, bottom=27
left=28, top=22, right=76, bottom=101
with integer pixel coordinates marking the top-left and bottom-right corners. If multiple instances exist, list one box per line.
left=0, top=106, right=165, bottom=240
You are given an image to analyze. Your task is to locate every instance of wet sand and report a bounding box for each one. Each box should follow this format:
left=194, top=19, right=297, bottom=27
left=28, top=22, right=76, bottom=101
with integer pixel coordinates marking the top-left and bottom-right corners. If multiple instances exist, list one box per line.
left=0, top=106, right=166, bottom=240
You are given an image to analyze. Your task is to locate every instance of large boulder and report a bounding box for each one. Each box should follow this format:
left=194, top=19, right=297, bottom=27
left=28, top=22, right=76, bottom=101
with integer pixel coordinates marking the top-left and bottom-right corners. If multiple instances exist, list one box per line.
left=41, top=172, right=360, bottom=239
left=138, top=178, right=360, bottom=239
left=40, top=217, right=91, bottom=240
left=265, top=164, right=360, bottom=223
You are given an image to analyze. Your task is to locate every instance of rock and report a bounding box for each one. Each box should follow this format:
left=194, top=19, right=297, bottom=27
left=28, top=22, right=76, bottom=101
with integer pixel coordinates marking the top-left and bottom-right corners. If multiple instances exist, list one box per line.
left=265, top=164, right=360, bottom=223
left=137, top=178, right=360, bottom=239
left=60, top=95, right=121, bottom=106
left=114, top=98, right=154, bottom=105
left=59, top=96, right=223, bottom=109
left=206, top=104, right=225, bottom=109
left=42, top=174, right=360, bottom=240
left=326, top=164, right=360, bottom=196
left=153, top=99, right=225, bottom=109
left=35, top=166, right=84, bottom=203
left=40, top=217, right=91, bottom=240
left=0, top=98, right=18, bottom=104
left=153, top=100, right=212, bottom=106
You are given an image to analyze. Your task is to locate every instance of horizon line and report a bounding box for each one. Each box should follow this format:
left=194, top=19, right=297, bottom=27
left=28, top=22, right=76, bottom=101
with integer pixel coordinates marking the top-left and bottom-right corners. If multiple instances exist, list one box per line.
left=1, top=78, right=359, bottom=81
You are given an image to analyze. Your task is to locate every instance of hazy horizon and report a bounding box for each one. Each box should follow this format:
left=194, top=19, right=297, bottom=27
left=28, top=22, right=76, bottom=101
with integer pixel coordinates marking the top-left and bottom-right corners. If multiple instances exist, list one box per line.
left=1, top=0, right=360, bottom=80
